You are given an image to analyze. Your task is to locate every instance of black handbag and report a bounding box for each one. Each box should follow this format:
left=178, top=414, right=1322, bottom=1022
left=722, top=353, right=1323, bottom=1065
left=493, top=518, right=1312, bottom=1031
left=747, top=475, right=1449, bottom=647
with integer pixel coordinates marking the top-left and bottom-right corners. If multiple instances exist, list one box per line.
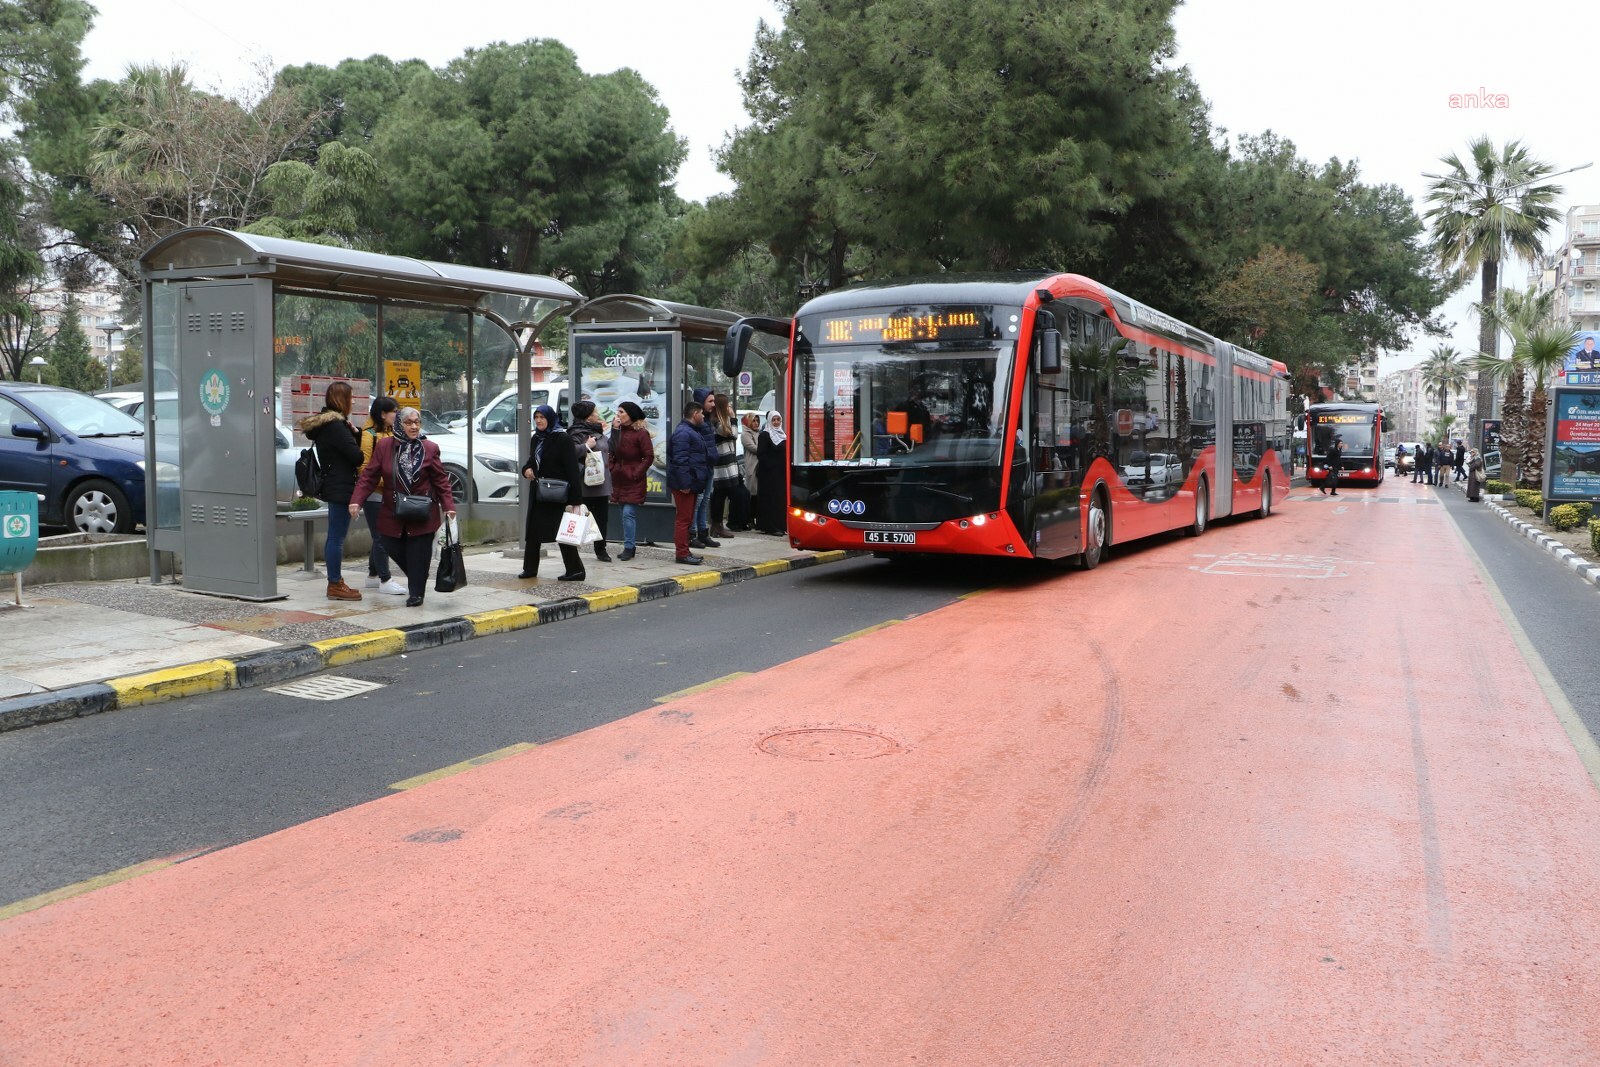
left=535, top=477, right=569, bottom=503
left=391, top=451, right=435, bottom=522
left=435, top=518, right=466, bottom=593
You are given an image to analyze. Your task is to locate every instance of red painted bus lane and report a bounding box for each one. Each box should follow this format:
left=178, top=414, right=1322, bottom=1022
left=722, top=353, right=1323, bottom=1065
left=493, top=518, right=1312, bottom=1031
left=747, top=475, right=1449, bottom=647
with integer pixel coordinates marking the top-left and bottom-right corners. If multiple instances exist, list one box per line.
left=2, top=482, right=1598, bottom=1064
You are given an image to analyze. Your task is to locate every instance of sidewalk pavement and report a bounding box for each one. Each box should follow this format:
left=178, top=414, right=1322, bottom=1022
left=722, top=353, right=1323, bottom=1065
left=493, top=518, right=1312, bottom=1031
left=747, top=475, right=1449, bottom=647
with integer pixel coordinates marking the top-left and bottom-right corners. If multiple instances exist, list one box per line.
left=0, top=531, right=848, bottom=733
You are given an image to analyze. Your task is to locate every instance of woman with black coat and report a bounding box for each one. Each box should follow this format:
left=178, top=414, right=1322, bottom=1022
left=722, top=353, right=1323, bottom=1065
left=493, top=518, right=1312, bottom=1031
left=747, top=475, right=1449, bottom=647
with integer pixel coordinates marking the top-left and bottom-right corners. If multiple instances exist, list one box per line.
left=755, top=412, right=789, bottom=535
left=519, top=403, right=586, bottom=581
left=298, top=380, right=365, bottom=601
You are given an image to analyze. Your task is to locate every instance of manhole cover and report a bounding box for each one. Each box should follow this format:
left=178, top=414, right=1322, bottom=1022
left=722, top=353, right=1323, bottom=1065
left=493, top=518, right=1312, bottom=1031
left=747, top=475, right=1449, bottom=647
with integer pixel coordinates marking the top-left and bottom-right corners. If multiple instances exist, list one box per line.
left=758, top=727, right=904, bottom=761
left=264, top=676, right=387, bottom=701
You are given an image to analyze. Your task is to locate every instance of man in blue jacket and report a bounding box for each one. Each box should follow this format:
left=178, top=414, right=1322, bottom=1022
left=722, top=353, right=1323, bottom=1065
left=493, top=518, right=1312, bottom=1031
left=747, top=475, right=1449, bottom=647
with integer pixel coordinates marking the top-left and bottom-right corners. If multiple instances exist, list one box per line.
left=689, top=387, right=721, bottom=548
left=667, top=400, right=712, bottom=564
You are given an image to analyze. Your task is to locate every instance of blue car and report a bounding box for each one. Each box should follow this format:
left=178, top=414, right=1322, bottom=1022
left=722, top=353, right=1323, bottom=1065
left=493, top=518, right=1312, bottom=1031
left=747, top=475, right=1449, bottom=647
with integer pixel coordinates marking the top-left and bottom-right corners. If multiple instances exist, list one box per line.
left=0, top=383, right=156, bottom=533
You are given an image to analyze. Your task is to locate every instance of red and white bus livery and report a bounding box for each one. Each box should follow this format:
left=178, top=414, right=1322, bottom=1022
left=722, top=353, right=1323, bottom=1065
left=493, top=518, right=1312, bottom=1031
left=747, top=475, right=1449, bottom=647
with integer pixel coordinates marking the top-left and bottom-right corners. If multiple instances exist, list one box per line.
left=1306, top=403, right=1386, bottom=487
left=724, top=273, right=1291, bottom=567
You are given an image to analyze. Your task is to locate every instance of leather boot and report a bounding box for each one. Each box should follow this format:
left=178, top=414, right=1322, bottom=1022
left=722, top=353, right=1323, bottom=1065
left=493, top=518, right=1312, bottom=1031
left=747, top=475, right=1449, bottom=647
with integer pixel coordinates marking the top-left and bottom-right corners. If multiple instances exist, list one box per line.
left=711, top=524, right=735, bottom=539
left=327, top=581, right=362, bottom=601
left=594, top=544, right=612, bottom=562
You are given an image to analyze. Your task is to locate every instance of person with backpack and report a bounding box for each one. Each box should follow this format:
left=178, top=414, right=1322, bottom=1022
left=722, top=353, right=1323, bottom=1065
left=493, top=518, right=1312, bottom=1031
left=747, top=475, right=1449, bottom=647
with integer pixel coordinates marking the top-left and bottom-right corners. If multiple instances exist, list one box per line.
left=297, top=381, right=365, bottom=601
left=357, top=397, right=406, bottom=595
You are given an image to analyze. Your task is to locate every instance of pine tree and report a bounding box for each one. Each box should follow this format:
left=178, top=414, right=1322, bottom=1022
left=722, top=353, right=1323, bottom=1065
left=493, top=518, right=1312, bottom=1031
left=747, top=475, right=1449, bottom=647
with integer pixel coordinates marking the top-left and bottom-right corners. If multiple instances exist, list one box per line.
left=49, top=292, right=99, bottom=392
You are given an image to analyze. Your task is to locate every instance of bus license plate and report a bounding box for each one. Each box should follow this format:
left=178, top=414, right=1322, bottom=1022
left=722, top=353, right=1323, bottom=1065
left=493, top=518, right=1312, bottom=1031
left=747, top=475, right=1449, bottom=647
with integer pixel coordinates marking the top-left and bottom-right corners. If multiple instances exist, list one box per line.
left=864, top=531, right=917, bottom=545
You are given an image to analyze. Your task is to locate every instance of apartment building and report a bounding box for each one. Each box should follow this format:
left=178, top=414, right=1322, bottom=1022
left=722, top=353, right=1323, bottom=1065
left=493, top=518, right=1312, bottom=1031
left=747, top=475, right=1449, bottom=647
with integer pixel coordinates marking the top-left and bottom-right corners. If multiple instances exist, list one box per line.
left=1550, top=205, right=1600, bottom=335
left=29, top=280, right=126, bottom=371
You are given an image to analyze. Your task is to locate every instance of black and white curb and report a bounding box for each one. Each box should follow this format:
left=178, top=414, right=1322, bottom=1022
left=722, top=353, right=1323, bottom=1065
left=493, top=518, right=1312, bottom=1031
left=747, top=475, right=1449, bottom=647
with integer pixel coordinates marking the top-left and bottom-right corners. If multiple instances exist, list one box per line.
left=1483, top=499, right=1600, bottom=589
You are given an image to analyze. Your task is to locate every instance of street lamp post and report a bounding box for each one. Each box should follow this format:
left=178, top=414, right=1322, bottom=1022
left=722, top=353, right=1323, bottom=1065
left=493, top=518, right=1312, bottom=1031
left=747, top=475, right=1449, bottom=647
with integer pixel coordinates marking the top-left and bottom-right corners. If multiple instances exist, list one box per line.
left=27, top=356, right=47, bottom=384
left=99, top=320, right=122, bottom=392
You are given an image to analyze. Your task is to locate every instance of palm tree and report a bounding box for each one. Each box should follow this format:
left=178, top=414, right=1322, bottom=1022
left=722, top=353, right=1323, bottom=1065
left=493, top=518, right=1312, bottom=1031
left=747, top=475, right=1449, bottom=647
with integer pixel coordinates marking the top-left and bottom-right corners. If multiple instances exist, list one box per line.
left=1419, top=345, right=1467, bottom=428
left=1467, top=286, right=1559, bottom=485
left=1516, top=324, right=1579, bottom=488
left=1425, top=138, right=1565, bottom=432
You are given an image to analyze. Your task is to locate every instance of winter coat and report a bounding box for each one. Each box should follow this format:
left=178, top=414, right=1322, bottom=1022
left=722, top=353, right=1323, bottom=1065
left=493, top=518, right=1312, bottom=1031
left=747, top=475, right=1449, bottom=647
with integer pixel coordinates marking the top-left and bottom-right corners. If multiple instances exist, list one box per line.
left=667, top=417, right=712, bottom=494
left=350, top=434, right=456, bottom=538
left=756, top=430, right=787, bottom=532
left=358, top=424, right=392, bottom=503
left=712, top=419, right=742, bottom=487
left=609, top=423, right=655, bottom=506
left=568, top=421, right=614, bottom=499
left=520, top=428, right=583, bottom=543
left=740, top=425, right=760, bottom=498
left=691, top=387, right=717, bottom=452
left=299, top=408, right=363, bottom=506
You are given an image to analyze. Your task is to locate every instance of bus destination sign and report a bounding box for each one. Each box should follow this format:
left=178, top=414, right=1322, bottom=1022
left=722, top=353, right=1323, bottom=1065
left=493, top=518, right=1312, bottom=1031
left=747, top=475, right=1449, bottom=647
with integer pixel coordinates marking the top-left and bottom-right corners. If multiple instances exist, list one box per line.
left=1313, top=413, right=1368, bottom=425
left=819, top=307, right=986, bottom=345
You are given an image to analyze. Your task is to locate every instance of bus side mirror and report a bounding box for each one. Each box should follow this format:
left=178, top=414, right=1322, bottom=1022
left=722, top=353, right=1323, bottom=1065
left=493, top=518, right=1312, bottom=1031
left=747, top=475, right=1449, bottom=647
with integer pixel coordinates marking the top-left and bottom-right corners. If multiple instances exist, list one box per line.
left=723, top=322, right=754, bottom=378
left=1038, top=328, right=1062, bottom=374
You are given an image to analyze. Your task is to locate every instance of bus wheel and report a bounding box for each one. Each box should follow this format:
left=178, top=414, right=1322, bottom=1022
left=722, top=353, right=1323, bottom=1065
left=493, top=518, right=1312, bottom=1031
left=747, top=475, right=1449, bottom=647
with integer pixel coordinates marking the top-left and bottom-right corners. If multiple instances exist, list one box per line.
left=1257, top=474, right=1273, bottom=519
left=1185, top=479, right=1208, bottom=537
left=1077, top=486, right=1109, bottom=570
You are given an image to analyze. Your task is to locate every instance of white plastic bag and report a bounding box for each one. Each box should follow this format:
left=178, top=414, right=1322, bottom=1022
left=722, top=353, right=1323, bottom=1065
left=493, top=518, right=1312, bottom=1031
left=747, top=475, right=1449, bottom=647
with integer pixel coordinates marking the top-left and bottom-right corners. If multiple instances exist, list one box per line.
left=583, top=448, right=605, bottom=487
left=554, top=509, right=590, bottom=546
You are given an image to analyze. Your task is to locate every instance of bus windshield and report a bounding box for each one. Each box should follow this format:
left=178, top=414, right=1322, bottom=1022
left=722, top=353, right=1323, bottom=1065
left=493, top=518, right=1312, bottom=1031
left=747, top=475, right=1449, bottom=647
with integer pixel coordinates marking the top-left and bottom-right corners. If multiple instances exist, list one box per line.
left=1311, top=414, right=1378, bottom=459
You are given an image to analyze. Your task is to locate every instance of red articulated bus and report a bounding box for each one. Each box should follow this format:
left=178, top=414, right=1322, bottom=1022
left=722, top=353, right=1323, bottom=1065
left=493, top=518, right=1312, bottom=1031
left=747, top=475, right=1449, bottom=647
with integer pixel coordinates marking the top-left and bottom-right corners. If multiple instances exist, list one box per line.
left=723, top=273, right=1291, bottom=567
left=1306, top=403, right=1385, bottom=488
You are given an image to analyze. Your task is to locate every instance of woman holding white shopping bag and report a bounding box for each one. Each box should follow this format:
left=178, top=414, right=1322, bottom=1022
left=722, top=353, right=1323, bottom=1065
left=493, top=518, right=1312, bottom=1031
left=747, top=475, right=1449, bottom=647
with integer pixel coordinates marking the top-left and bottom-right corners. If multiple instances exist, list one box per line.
left=519, top=404, right=586, bottom=582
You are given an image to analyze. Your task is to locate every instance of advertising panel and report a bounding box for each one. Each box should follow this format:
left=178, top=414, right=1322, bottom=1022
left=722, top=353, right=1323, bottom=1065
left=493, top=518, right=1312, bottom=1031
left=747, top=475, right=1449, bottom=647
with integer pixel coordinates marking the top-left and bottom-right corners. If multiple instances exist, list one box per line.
left=575, top=335, right=670, bottom=502
left=1546, top=388, right=1600, bottom=501
left=1563, top=332, right=1600, bottom=386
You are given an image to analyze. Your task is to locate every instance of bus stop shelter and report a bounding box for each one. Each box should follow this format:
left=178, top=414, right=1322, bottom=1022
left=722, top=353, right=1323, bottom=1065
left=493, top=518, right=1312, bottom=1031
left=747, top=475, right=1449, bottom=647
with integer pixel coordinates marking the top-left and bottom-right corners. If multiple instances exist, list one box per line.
left=138, top=227, right=582, bottom=600
left=565, top=295, right=788, bottom=544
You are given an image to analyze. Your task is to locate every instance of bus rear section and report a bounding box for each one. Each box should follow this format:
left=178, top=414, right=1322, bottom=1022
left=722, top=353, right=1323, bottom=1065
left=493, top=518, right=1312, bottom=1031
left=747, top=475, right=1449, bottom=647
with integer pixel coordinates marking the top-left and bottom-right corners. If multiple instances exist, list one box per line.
left=1306, top=404, right=1385, bottom=487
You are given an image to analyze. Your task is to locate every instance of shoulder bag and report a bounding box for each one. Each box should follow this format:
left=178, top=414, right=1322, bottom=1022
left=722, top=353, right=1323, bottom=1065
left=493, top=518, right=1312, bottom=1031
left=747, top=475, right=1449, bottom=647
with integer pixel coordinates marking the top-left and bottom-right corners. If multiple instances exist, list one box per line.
left=535, top=477, right=570, bottom=503
left=391, top=448, right=435, bottom=523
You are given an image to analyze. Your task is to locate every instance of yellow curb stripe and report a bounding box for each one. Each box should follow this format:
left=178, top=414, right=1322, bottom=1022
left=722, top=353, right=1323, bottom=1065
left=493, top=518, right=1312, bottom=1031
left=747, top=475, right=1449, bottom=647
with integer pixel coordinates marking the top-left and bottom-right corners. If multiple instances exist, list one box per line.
left=810, top=550, right=849, bottom=565
left=957, top=588, right=994, bottom=601
left=672, top=571, right=722, bottom=593
left=832, top=619, right=901, bottom=643
left=581, top=587, right=640, bottom=613
left=654, top=672, right=753, bottom=704
left=389, top=742, right=538, bottom=791
left=0, top=850, right=205, bottom=922
left=108, top=659, right=237, bottom=707
left=751, top=559, right=791, bottom=577
left=465, top=606, right=542, bottom=636
left=311, top=630, right=406, bottom=666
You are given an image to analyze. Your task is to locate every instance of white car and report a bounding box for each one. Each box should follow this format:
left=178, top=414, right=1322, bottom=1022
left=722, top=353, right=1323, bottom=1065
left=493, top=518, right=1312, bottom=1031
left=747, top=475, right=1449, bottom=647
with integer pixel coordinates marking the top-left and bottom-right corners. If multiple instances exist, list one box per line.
left=1121, top=451, right=1179, bottom=486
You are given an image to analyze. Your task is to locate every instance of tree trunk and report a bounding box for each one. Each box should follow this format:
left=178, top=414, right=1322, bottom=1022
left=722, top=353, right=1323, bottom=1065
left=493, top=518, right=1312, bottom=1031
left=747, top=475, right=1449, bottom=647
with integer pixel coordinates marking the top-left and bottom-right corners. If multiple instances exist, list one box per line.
left=1476, top=259, right=1499, bottom=430
left=1521, top=384, right=1547, bottom=489
left=1502, top=371, right=1525, bottom=487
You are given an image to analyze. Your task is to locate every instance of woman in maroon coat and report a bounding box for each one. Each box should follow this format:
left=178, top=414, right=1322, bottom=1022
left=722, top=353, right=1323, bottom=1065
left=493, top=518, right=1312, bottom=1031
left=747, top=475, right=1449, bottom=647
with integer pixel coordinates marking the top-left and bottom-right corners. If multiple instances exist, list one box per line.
left=608, top=400, right=655, bottom=561
left=349, top=407, right=456, bottom=606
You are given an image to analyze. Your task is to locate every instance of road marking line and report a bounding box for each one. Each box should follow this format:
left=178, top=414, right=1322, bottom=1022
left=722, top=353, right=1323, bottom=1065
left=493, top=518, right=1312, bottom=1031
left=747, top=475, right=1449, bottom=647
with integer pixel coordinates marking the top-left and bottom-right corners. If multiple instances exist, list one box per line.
left=832, top=620, right=902, bottom=643
left=1456, top=518, right=1600, bottom=792
left=389, top=742, right=539, bottom=791
left=311, top=630, right=406, bottom=666
left=654, top=672, right=753, bottom=704
left=0, top=849, right=211, bottom=922
left=107, top=660, right=238, bottom=707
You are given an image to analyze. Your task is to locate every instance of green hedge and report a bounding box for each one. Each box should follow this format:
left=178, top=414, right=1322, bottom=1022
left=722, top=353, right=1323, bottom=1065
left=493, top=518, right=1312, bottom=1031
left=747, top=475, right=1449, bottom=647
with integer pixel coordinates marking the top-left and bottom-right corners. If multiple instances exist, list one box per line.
left=1550, top=503, right=1587, bottom=530
left=1592, top=519, right=1600, bottom=557
left=1485, top=479, right=1511, bottom=495
left=1513, top=488, right=1544, bottom=512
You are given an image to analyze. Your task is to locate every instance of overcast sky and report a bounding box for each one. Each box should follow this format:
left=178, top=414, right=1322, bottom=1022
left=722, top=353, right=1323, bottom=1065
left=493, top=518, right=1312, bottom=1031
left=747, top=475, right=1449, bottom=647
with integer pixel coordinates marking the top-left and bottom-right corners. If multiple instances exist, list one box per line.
left=79, top=0, right=1600, bottom=372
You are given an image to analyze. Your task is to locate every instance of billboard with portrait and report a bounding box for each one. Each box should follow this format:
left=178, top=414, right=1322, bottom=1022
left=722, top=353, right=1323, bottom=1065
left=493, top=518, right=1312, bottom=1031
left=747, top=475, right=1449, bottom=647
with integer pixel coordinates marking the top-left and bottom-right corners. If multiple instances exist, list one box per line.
left=1545, top=388, right=1600, bottom=501
left=1564, top=331, right=1600, bottom=386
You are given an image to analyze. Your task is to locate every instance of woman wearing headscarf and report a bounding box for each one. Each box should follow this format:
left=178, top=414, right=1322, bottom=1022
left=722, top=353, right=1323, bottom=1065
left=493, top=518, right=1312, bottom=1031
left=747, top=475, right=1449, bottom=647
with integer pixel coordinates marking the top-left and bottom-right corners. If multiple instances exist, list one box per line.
left=357, top=396, right=405, bottom=595
left=738, top=412, right=761, bottom=528
left=348, top=407, right=456, bottom=607
left=608, top=400, right=654, bottom=561
left=298, top=380, right=365, bottom=601
left=519, top=403, right=585, bottom=581
left=755, top=412, right=788, bottom=535
left=567, top=399, right=614, bottom=563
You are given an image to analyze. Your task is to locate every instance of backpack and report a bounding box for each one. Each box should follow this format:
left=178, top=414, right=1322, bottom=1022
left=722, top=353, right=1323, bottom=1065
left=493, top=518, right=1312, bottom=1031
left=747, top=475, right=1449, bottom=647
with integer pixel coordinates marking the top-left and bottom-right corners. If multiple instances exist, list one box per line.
left=294, top=443, right=325, bottom=499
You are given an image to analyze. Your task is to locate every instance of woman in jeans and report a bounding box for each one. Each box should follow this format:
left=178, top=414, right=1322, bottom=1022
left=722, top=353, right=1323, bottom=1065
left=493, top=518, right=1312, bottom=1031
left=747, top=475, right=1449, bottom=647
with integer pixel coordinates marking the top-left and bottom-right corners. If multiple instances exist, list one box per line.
left=347, top=408, right=456, bottom=607
left=608, top=401, right=654, bottom=562
left=298, top=380, right=365, bottom=601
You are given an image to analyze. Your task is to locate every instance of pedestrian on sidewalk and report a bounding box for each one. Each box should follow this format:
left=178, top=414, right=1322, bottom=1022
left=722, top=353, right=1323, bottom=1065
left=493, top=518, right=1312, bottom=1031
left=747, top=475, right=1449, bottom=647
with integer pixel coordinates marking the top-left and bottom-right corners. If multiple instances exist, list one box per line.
left=1415, top=443, right=1431, bottom=484
left=1465, top=448, right=1486, bottom=502
left=689, top=387, right=720, bottom=549
left=568, top=399, right=613, bottom=564
left=740, top=412, right=761, bottom=526
left=519, top=404, right=586, bottom=582
left=299, top=381, right=365, bottom=601
left=348, top=407, right=456, bottom=607
left=668, top=400, right=712, bottom=564
left=755, top=412, right=789, bottom=533
left=709, top=393, right=746, bottom=540
left=1453, top=439, right=1467, bottom=482
left=608, top=401, right=654, bottom=561
left=1318, top=436, right=1343, bottom=496
left=357, top=396, right=406, bottom=596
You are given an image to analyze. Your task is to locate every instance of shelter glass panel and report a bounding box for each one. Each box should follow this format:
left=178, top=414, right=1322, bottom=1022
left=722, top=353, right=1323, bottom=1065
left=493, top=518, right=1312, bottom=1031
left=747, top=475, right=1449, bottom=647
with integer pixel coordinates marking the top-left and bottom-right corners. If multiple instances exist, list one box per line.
left=150, top=284, right=181, bottom=529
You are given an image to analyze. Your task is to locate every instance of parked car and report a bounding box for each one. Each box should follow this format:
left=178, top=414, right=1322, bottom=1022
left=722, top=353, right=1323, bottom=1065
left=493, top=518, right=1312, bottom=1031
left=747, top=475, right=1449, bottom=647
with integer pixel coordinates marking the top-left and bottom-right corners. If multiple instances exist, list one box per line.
left=0, top=383, right=170, bottom=533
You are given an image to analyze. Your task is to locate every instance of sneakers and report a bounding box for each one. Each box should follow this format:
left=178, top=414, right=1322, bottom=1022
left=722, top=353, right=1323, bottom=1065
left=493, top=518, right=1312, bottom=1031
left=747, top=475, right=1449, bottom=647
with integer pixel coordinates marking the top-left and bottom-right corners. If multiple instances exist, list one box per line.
left=676, top=553, right=704, bottom=565
left=617, top=548, right=636, bottom=562
left=378, top=579, right=407, bottom=595
left=327, top=581, right=362, bottom=601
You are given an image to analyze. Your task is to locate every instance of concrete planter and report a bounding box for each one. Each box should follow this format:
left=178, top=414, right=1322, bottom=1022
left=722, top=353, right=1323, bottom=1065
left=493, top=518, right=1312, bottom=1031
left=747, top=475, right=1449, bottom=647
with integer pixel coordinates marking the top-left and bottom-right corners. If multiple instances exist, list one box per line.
left=20, top=532, right=148, bottom=584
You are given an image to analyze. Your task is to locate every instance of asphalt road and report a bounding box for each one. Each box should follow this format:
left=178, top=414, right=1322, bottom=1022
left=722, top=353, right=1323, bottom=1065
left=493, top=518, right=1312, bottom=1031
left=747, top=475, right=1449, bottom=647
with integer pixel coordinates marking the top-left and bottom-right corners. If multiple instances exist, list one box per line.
left=0, top=554, right=1031, bottom=907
